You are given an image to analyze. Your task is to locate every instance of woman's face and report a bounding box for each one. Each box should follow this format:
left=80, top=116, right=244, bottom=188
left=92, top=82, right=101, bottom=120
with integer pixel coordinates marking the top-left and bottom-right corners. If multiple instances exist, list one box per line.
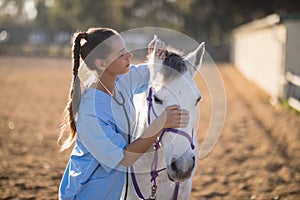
left=104, top=34, right=133, bottom=76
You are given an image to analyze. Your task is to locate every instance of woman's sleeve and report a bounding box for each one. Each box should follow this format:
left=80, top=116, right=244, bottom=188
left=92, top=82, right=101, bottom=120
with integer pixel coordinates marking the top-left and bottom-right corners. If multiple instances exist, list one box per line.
left=76, top=114, right=127, bottom=173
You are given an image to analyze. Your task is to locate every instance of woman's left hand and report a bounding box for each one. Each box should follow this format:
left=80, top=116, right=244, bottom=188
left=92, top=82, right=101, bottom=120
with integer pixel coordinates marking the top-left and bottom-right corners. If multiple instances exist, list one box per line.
left=148, top=35, right=166, bottom=59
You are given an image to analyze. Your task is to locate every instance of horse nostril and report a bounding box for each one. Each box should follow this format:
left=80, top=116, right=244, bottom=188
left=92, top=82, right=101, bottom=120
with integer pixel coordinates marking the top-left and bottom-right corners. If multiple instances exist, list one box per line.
left=192, top=156, right=195, bottom=168
left=171, top=160, right=178, bottom=172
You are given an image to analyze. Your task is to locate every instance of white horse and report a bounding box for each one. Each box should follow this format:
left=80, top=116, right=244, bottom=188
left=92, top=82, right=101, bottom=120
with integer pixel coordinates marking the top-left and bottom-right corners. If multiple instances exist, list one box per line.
left=125, top=41, right=205, bottom=200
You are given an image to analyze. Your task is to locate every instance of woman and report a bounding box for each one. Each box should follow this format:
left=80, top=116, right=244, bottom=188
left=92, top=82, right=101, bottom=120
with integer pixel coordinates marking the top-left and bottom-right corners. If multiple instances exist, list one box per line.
left=58, top=27, right=189, bottom=199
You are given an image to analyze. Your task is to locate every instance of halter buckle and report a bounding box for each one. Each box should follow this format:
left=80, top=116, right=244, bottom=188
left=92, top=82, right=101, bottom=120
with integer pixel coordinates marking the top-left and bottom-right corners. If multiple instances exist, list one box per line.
left=149, top=185, right=157, bottom=200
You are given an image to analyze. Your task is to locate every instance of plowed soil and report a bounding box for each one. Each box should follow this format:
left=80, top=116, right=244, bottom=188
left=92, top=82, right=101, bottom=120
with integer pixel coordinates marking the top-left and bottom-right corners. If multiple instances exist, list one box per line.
left=0, top=56, right=299, bottom=199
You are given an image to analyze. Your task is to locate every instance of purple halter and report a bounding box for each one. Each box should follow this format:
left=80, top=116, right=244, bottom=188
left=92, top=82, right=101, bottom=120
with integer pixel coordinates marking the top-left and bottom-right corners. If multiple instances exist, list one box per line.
left=130, top=87, right=195, bottom=200
left=146, top=87, right=195, bottom=150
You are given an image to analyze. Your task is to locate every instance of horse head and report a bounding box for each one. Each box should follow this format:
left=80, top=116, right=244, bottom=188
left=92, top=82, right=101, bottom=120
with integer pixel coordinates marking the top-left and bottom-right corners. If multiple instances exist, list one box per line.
left=147, top=40, right=205, bottom=182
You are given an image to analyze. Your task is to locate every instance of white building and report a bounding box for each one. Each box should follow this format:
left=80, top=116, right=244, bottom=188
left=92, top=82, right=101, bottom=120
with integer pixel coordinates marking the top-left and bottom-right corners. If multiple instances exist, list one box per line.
left=231, top=14, right=300, bottom=111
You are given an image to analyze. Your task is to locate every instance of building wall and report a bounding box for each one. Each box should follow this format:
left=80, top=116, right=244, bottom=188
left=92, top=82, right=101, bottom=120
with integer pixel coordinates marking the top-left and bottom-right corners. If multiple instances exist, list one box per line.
left=285, top=21, right=300, bottom=74
left=285, top=21, right=300, bottom=100
left=232, top=24, right=286, bottom=98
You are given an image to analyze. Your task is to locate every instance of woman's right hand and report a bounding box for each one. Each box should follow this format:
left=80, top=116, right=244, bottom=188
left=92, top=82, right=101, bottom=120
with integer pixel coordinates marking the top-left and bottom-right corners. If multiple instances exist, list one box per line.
left=148, top=35, right=166, bottom=59
left=157, top=105, right=190, bottom=129
left=121, top=105, right=189, bottom=166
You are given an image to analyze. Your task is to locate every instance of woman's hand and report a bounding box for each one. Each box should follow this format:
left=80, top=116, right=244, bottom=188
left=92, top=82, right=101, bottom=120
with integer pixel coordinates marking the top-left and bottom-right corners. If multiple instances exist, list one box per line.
left=148, top=35, right=166, bottom=59
left=157, top=105, right=190, bottom=129
left=120, top=105, right=189, bottom=166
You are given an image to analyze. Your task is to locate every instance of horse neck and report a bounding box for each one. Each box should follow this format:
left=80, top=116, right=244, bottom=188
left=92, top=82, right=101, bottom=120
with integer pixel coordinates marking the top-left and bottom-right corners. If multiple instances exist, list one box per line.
left=133, top=92, right=148, bottom=139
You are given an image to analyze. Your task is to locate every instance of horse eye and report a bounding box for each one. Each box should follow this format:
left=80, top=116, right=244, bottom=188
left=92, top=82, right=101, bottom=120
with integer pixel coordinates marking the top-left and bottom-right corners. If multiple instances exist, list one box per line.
left=195, top=96, right=201, bottom=105
left=154, top=95, right=163, bottom=104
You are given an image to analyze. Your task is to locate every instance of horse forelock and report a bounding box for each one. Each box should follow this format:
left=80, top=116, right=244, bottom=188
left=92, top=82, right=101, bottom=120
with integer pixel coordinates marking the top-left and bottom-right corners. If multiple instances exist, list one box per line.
left=161, top=47, right=187, bottom=82
left=147, top=46, right=187, bottom=83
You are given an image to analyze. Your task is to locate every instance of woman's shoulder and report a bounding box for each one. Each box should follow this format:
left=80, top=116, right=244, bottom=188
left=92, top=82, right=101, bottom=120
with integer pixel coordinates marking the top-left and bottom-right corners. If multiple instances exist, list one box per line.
left=121, top=63, right=148, bottom=75
left=79, top=88, right=113, bottom=115
left=82, top=88, right=112, bottom=101
left=129, top=63, right=148, bottom=71
left=117, top=63, right=148, bottom=82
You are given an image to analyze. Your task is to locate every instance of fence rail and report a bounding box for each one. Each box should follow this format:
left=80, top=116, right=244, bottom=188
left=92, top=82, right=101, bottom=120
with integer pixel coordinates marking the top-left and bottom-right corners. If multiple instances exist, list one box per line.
left=286, top=71, right=300, bottom=112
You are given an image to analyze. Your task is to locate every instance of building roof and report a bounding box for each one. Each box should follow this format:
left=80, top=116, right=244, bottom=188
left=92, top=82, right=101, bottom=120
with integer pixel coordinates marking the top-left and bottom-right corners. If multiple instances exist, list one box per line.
left=232, top=13, right=300, bottom=35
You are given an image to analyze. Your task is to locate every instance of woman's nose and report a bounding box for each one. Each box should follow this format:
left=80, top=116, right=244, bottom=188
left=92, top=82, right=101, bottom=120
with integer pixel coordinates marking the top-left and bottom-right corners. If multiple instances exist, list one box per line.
left=126, top=51, right=133, bottom=59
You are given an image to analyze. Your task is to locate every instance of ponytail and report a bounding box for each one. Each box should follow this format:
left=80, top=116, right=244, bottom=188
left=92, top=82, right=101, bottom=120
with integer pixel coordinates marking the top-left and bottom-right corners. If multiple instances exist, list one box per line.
left=58, top=32, right=87, bottom=151
left=58, top=28, right=117, bottom=151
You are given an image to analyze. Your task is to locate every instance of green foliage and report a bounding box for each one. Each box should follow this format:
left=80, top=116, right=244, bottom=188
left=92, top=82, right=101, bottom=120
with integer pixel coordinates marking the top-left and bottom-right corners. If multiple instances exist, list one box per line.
left=0, top=0, right=26, bottom=24
left=1, top=0, right=300, bottom=59
left=47, top=0, right=128, bottom=30
left=2, top=0, right=300, bottom=32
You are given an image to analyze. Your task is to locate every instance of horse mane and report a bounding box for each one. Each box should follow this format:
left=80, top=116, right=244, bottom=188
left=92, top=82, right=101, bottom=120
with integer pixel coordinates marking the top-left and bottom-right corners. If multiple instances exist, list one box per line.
left=161, top=46, right=187, bottom=82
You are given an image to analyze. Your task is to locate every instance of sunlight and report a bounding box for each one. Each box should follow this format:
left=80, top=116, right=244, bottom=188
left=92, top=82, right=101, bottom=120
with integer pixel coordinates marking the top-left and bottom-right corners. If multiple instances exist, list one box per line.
left=24, top=0, right=37, bottom=20
left=2, top=1, right=18, bottom=15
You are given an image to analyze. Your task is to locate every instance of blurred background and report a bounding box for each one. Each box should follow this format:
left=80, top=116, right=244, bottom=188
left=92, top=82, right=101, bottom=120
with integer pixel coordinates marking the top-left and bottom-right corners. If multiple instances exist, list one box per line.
left=1, top=0, right=300, bottom=199
left=0, top=0, right=299, bottom=60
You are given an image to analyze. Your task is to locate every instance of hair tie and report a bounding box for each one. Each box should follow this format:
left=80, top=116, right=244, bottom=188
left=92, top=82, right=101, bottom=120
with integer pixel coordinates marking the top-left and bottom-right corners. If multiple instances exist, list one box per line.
left=82, top=32, right=88, bottom=40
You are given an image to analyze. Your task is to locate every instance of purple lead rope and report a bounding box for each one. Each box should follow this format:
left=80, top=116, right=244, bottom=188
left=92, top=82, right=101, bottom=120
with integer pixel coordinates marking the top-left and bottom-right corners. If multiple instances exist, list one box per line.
left=173, top=183, right=180, bottom=200
left=130, top=166, right=146, bottom=200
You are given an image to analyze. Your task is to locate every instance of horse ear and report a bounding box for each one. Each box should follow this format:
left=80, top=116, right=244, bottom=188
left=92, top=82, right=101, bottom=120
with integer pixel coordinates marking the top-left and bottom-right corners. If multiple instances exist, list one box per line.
left=184, top=42, right=205, bottom=77
left=148, top=35, right=164, bottom=82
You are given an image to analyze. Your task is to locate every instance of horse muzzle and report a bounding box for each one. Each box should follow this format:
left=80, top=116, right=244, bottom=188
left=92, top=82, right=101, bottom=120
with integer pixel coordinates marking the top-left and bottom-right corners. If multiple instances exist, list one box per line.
left=166, top=152, right=195, bottom=182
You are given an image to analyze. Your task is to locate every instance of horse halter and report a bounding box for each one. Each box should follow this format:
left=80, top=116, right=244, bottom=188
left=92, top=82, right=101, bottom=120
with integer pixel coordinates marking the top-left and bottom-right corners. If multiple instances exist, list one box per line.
left=130, top=87, right=195, bottom=200
left=147, top=86, right=195, bottom=150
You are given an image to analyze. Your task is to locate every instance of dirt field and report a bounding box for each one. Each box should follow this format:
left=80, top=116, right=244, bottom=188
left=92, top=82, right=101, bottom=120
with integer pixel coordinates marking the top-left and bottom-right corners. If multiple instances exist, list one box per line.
left=0, top=56, right=299, bottom=200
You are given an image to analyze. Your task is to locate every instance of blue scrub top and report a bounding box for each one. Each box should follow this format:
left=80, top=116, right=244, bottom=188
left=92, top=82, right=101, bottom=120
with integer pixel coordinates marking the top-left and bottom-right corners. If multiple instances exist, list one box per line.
left=59, top=64, right=149, bottom=200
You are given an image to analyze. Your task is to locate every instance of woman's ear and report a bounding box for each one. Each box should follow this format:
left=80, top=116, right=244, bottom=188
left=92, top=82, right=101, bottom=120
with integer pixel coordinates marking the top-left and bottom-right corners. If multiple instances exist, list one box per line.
left=94, top=58, right=107, bottom=71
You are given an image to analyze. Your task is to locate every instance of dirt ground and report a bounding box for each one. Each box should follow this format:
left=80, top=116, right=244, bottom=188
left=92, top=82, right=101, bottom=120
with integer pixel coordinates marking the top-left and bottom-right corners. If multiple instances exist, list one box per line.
left=0, top=56, right=299, bottom=200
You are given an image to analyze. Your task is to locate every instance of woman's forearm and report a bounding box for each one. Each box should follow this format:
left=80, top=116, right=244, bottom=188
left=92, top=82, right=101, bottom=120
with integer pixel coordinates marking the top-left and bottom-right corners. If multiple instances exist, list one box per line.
left=119, top=105, right=188, bottom=167
left=119, top=117, right=164, bottom=167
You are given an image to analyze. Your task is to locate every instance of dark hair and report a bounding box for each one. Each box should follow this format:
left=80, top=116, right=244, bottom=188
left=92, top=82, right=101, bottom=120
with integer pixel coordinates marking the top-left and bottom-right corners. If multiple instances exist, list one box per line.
left=58, top=27, right=118, bottom=151
left=161, top=47, right=186, bottom=81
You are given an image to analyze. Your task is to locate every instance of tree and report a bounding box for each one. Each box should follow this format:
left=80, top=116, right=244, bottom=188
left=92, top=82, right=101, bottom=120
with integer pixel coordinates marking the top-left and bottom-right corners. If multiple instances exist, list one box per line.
left=47, top=0, right=128, bottom=31
left=1, top=0, right=300, bottom=60
left=0, top=0, right=27, bottom=25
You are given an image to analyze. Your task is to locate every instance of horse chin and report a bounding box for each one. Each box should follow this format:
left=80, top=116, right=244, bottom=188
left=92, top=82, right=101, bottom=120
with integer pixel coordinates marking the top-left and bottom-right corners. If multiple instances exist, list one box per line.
left=166, top=169, right=192, bottom=182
